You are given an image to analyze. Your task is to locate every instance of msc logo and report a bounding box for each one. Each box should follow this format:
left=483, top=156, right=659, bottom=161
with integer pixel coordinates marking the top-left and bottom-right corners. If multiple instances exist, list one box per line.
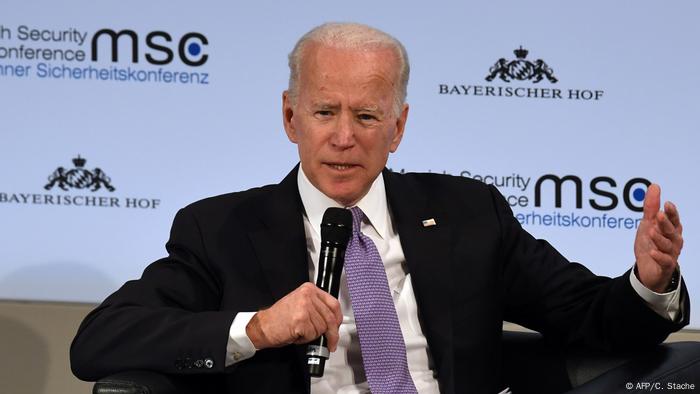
left=485, top=46, right=558, bottom=83
left=44, top=155, right=115, bottom=192
left=534, top=175, right=650, bottom=212
left=91, top=29, right=208, bottom=66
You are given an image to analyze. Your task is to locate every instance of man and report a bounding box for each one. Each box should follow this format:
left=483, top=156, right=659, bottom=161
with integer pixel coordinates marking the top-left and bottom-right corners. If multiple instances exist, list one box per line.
left=71, top=23, right=688, bottom=393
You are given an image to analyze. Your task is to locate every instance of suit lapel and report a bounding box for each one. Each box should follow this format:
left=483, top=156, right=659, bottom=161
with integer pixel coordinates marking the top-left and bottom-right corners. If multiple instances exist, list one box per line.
left=245, top=166, right=309, bottom=303
left=384, top=169, right=455, bottom=388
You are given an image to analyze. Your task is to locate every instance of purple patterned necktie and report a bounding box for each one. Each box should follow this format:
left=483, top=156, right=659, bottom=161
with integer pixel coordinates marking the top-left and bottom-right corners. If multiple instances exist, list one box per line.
left=344, top=207, right=418, bottom=394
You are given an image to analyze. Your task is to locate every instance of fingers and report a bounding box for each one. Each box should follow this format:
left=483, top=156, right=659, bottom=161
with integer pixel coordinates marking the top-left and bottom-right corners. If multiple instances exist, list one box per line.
left=650, top=227, right=675, bottom=254
left=641, top=185, right=683, bottom=254
left=653, top=206, right=683, bottom=253
left=642, top=184, right=661, bottom=220
left=319, top=291, right=343, bottom=326
left=305, top=290, right=342, bottom=351
left=655, top=211, right=675, bottom=235
left=650, top=249, right=677, bottom=270
left=296, top=298, right=329, bottom=342
left=293, top=284, right=340, bottom=341
left=317, top=292, right=343, bottom=351
left=664, top=201, right=683, bottom=233
left=304, top=283, right=342, bottom=329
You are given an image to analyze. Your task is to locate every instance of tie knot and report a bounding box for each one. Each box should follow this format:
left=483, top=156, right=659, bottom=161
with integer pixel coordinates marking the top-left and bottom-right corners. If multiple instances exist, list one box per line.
left=349, top=206, right=365, bottom=234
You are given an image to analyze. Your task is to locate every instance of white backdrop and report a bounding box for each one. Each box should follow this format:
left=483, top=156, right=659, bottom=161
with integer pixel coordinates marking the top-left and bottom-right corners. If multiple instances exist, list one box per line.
left=1, top=1, right=698, bottom=327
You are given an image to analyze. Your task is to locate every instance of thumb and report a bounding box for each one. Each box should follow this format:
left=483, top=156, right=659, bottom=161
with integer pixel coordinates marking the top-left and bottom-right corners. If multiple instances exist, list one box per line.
left=326, top=324, right=340, bottom=352
left=643, top=183, right=660, bottom=221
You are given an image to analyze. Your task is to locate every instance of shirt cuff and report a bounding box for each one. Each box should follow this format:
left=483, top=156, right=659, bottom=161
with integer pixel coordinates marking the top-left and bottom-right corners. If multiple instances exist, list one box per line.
left=225, top=312, right=258, bottom=367
left=629, top=267, right=682, bottom=322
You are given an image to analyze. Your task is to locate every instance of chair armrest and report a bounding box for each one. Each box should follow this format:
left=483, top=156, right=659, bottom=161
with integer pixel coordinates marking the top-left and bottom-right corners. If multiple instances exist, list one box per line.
left=93, top=370, right=211, bottom=394
left=502, top=331, right=700, bottom=394
left=566, top=341, right=700, bottom=394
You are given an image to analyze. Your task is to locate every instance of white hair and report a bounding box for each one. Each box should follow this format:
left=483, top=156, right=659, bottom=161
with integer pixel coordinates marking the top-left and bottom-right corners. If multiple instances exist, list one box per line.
left=287, top=22, right=410, bottom=115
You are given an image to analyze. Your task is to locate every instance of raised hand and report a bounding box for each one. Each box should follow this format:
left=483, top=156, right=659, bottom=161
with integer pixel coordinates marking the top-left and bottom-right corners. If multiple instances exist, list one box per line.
left=634, top=184, right=684, bottom=293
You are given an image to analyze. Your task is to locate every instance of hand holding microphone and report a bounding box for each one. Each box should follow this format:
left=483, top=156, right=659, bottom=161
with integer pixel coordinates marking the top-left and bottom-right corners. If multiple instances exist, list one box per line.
left=245, top=283, right=343, bottom=350
left=245, top=207, right=352, bottom=378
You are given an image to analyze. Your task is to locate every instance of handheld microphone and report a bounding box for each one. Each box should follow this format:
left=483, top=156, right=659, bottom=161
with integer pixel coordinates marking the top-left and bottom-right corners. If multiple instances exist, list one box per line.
left=306, top=207, right=352, bottom=377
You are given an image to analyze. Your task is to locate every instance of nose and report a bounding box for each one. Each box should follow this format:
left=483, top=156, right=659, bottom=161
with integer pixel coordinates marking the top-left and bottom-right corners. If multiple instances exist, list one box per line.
left=330, top=111, right=355, bottom=149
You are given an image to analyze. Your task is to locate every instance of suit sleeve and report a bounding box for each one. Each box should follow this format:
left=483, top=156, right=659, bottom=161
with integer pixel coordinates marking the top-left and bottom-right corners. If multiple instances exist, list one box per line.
left=70, top=207, right=236, bottom=381
left=491, top=185, right=689, bottom=350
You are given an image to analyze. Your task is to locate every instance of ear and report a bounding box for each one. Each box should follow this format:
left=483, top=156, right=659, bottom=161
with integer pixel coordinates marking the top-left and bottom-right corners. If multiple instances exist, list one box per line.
left=389, top=103, right=409, bottom=153
left=282, top=91, right=298, bottom=143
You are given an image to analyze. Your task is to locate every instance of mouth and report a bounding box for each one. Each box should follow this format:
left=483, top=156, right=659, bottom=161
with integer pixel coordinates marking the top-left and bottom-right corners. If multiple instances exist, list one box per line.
left=325, top=162, right=359, bottom=172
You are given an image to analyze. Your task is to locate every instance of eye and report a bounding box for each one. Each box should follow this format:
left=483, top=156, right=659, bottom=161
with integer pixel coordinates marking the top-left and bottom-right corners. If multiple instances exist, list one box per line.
left=358, top=113, right=377, bottom=121
left=316, top=110, right=333, bottom=117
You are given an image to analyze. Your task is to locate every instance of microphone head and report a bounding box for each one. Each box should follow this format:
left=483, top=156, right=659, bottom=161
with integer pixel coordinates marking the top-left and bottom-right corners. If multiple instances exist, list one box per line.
left=320, top=207, right=352, bottom=245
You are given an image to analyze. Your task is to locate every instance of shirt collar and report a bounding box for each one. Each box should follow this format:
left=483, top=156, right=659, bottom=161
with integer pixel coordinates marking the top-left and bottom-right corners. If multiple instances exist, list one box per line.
left=297, top=165, right=390, bottom=239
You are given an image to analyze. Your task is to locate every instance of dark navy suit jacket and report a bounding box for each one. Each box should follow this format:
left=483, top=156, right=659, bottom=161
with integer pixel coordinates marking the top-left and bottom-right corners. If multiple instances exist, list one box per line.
left=71, top=166, right=689, bottom=393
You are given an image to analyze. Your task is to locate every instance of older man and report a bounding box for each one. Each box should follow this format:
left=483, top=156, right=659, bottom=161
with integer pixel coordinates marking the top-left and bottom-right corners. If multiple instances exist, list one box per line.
left=71, top=23, right=688, bottom=394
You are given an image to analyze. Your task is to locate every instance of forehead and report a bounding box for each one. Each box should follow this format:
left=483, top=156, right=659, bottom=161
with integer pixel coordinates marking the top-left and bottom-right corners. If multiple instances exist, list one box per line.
left=298, top=44, right=399, bottom=100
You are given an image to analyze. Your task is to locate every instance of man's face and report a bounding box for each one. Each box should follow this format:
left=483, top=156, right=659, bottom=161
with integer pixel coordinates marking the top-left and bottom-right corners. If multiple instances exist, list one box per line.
left=283, top=44, right=408, bottom=206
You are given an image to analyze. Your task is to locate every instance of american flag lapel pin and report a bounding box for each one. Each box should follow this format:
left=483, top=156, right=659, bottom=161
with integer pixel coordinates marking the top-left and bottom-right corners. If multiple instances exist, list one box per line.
left=422, top=218, right=437, bottom=227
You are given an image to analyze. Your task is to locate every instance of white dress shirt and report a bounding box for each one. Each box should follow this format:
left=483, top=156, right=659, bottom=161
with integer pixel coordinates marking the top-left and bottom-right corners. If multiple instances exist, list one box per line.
left=224, top=167, right=683, bottom=393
